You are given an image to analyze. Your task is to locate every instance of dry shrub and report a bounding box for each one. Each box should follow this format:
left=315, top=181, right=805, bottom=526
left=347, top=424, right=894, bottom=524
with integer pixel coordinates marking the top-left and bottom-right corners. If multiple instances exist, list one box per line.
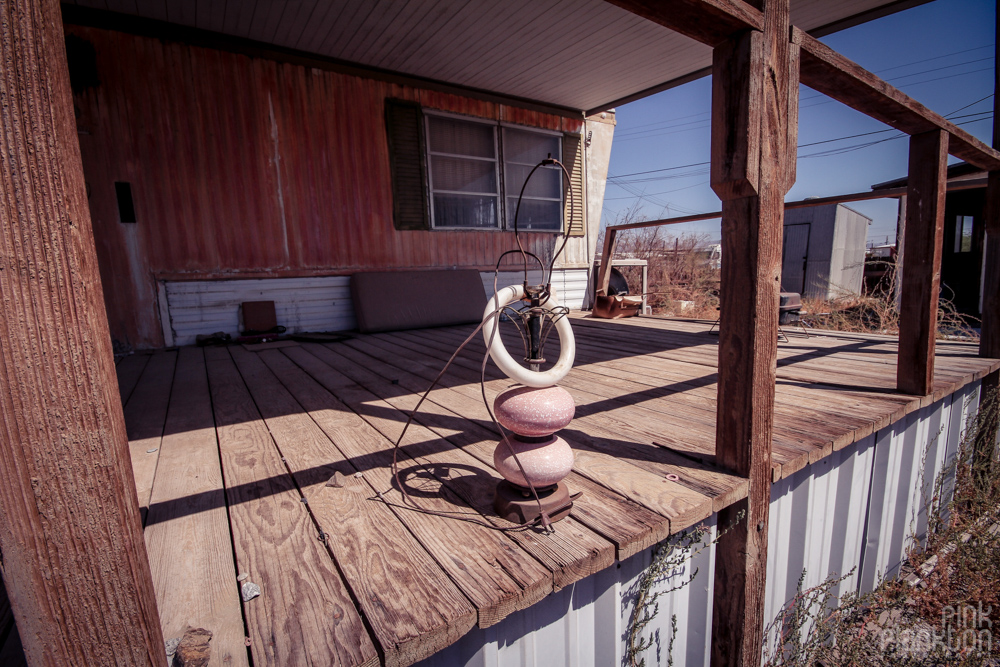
left=600, top=207, right=721, bottom=319
left=801, top=264, right=980, bottom=341
left=600, top=211, right=979, bottom=340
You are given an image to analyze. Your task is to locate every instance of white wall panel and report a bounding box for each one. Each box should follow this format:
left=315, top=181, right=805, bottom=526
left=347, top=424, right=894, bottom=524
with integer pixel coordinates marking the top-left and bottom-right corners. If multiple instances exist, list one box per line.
left=165, top=269, right=590, bottom=347
left=163, top=276, right=356, bottom=346
left=481, top=269, right=590, bottom=310
left=856, top=385, right=978, bottom=592
left=764, top=434, right=876, bottom=629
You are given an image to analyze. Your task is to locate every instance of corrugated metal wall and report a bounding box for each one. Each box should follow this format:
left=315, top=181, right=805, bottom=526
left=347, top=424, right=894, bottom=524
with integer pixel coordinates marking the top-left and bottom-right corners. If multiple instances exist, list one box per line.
left=420, top=382, right=980, bottom=667
left=481, top=270, right=590, bottom=311
left=162, top=276, right=356, bottom=346
left=69, top=25, right=589, bottom=349
left=416, top=519, right=718, bottom=667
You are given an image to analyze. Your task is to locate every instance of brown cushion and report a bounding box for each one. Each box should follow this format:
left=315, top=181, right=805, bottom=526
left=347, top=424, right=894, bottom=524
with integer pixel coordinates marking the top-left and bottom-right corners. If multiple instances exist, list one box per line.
left=351, top=270, right=488, bottom=333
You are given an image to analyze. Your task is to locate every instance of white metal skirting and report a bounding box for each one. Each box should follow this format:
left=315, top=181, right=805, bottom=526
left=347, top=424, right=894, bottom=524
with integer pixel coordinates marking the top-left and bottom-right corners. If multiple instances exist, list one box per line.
left=419, top=381, right=980, bottom=667
left=417, top=519, right=718, bottom=667
left=481, top=269, right=590, bottom=311
left=162, top=276, right=357, bottom=346
left=162, top=270, right=591, bottom=346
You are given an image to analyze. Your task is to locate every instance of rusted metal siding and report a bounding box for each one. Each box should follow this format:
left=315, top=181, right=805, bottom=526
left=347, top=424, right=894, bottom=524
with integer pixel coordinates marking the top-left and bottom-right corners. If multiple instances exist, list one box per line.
left=70, top=26, right=589, bottom=348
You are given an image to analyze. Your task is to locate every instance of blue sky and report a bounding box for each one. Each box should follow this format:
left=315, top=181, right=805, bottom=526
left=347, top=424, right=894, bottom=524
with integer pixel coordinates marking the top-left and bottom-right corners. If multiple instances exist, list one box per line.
left=601, top=0, right=996, bottom=244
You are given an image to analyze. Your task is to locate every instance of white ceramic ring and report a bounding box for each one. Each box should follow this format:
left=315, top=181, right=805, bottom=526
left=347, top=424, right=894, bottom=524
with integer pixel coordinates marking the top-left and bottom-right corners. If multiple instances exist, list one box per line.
left=483, top=284, right=575, bottom=388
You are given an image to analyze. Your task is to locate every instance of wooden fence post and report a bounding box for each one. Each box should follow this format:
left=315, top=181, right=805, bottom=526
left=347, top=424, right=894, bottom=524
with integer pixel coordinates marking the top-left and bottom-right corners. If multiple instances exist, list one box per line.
left=709, top=0, right=795, bottom=665
left=595, top=227, right=620, bottom=296
left=0, top=0, right=166, bottom=664
left=897, top=129, right=948, bottom=396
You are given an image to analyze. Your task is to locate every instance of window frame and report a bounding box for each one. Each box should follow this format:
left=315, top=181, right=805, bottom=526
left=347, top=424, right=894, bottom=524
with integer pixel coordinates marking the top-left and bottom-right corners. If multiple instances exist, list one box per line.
left=954, top=215, right=974, bottom=254
left=424, top=110, right=503, bottom=232
left=500, top=122, right=564, bottom=233
left=421, top=109, right=566, bottom=233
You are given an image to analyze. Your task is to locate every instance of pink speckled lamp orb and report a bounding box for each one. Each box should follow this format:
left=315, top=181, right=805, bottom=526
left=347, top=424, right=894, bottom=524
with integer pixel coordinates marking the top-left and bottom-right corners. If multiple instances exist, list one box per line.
left=494, top=435, right=575, bottom=488
left=493, top=385, right=575, bottom=489
left=494, top=385, right=575, bottom=437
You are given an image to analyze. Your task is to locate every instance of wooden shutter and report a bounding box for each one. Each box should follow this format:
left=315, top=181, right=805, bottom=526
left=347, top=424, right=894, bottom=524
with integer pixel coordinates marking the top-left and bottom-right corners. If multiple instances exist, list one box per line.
left=385, top=99, right=429, bottom=230
left=563, top=133, right=585, bottom=237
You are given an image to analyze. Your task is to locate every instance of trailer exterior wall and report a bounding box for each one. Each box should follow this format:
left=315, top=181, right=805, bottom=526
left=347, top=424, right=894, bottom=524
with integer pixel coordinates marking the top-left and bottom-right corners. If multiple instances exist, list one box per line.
left=69, top=25, right=592, bottom=350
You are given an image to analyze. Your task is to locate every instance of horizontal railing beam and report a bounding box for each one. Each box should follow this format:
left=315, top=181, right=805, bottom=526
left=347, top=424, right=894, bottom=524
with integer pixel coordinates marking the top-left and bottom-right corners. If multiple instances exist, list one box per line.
left=796, top=28, right=1000, bottom=171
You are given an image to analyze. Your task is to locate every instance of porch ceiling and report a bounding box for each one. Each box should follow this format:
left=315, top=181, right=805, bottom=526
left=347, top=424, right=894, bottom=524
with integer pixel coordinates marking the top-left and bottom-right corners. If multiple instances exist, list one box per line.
left=64, top=0, right=927, bottom=113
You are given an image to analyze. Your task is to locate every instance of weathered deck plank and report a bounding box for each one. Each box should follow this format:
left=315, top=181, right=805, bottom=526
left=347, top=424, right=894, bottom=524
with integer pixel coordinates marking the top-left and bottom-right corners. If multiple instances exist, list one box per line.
left=283, top=343, right=617, bottom=589
left=115, top=351, right=151, bottom=404
left=203, top=347, right=379, bottom=667
left=144, top=347, right=248, bottom=666
left=357, top=331, right=721, bottom=531
left=123, top=349, right=177, bottom=519
left=248, top=348, right=553, bottom=628
left=334, top=335, right=675, bottom=559
left=123, top=315, right=999, bottom=667
left=231, top=345, right=527, bottom=642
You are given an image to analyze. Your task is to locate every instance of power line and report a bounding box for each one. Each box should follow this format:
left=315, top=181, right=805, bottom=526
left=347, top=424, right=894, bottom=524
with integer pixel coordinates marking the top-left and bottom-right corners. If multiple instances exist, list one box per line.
left=614, top=47, right=995, bottom=141
left=605, top=115, right=993, bottom=205
left=608, top=110, right=993, bottom=184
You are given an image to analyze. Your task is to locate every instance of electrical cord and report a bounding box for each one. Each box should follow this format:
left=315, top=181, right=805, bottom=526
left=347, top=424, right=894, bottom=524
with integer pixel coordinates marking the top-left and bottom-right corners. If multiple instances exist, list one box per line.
left=380, top=156, right=578, bottom=533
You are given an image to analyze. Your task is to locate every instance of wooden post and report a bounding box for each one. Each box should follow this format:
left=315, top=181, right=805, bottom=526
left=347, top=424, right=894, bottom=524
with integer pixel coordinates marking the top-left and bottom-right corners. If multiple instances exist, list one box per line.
left=595, top=227, right=620, bottom=296
left=897, top=130, right=948, bottom=396
left=974, top=4, right=1000, bottom=484
left=709, top=0, right=795, bottom=665
left=0, top=1, right=166, bottom=664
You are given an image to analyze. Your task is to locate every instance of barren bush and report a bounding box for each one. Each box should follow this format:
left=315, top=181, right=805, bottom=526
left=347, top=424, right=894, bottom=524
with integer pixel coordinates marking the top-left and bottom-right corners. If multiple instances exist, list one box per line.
left=600, top=207, right=721, bottom=319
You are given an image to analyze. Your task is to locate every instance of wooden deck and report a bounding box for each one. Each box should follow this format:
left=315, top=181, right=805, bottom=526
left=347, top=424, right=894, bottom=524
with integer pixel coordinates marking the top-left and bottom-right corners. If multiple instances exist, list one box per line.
left=112, top=314, right=999, bottom=667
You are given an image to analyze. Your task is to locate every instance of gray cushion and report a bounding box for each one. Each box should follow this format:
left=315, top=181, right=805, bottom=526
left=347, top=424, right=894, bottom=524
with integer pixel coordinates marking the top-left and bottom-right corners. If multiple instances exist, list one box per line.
left=351, top=269, right=488, bottom=333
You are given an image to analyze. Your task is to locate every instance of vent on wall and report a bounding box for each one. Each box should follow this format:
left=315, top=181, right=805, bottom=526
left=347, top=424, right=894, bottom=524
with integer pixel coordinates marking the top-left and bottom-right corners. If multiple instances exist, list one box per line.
left=114, top=182, right=136, bottom=223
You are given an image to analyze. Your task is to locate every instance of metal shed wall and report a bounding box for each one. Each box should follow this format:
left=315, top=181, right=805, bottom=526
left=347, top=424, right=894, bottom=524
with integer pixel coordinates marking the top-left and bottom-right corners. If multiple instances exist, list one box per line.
left=782, top=204, right=870, bottom=300
left=418, top=382, right=979, bottom=666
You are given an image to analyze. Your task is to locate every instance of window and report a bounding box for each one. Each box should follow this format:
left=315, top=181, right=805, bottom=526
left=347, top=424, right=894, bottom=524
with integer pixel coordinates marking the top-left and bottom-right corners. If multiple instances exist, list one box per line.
left=426, top=114, right=500, bottom=229
left=502, top=126, right=563, bottom=231
left=424, top=111, right=563, bottom=231
left=954, top=215, right=974, bottom=253
left=385, top=101, right=582, bottom=234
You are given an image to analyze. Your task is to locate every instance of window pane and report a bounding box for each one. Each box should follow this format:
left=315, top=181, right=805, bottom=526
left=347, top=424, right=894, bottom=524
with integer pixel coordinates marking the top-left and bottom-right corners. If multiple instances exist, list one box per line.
left=427, top=116, right=495, bottom=158
left=955, top=216, right=974, bottom=253
left=431, top=155, right=497, bottom=194
left=506, top=198, right=561, bottom=231
left=503, top=128, right=559, bottom=164
left=434, top=194, right=498, bottom=228
left=505, top=163, right=561, bottom=199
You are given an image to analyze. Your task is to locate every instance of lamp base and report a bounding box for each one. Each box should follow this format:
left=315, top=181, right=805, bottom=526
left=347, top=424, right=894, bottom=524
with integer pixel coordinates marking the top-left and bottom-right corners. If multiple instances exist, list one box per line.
left=493, top=480, right=575, bottom=525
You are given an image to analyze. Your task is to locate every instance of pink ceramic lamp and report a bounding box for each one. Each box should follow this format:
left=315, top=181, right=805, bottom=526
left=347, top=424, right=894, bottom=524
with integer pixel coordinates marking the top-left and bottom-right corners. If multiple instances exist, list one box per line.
left=483, top=286, right=578, bottom=525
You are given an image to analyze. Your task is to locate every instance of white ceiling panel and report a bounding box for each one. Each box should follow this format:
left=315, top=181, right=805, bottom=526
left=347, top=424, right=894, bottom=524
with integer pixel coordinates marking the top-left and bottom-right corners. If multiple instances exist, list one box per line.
left=65, top=0, right=925, bottom=112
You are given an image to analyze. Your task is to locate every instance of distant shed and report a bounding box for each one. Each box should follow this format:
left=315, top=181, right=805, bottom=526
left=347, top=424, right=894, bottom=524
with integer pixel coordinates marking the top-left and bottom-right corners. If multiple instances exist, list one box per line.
left=781, top=203, right=870, bottom=300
